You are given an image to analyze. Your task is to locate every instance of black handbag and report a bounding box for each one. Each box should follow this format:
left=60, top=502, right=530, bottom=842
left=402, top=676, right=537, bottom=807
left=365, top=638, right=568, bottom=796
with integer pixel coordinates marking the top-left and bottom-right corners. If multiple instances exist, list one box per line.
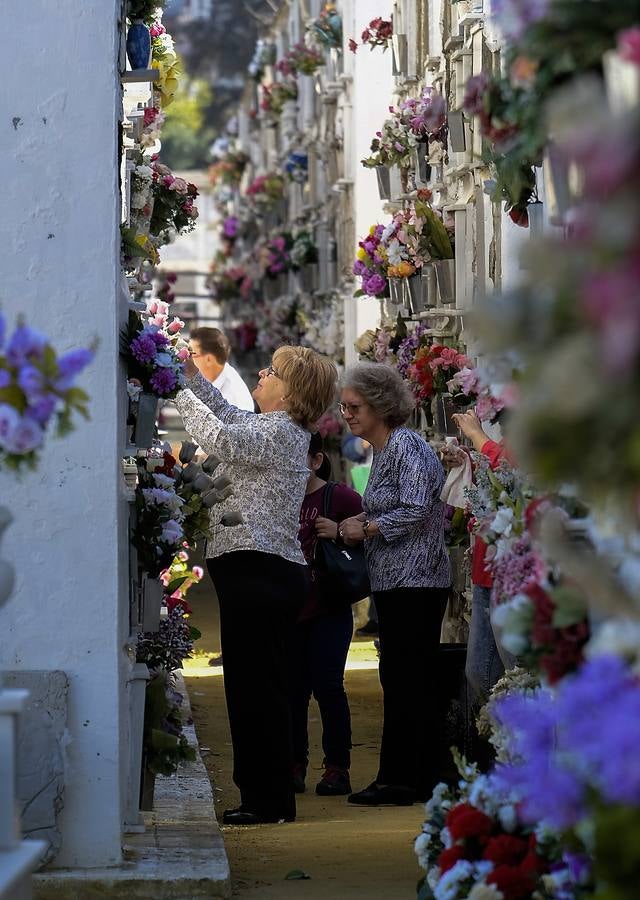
left=313, top=482, right=371, bottom=606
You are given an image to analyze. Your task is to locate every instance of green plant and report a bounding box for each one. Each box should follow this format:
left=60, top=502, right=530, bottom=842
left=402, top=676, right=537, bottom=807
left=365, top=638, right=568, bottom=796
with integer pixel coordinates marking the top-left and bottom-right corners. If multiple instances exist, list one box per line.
left=143, top=671, right=195, bottom=777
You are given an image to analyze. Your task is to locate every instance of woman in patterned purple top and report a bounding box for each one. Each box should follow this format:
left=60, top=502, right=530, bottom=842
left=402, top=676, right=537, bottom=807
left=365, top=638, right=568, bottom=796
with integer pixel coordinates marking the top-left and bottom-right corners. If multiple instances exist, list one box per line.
left=338, top=362, right=451, bottom=806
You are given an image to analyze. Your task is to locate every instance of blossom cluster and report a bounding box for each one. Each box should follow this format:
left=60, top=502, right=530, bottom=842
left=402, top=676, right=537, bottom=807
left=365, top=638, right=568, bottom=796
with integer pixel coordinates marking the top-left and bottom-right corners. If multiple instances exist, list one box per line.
left=0, top=314, right=94, bottom=470
left=245, top=172, right=286, bottom=207
left=149, top=161, right=199, bottom=238
left=348, top=17, right=393, bottom=53
left=260, top=81, right=298, bottom=118
left=123, top=314, right=186, bottom=399
left=276, top=42, right=324, bottom=76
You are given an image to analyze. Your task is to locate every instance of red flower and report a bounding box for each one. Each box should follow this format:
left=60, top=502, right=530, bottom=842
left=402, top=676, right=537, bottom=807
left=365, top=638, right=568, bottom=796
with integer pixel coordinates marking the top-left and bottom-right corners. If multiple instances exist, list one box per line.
left=348, top=38, right=358, bottom=53
left=487, top=864, right=536, bottom=900
left=166, top=595, right=193, bottom=616
left=483, top=834, right=528, bottom=866
left=437, top=845, right=468, bottom=873
left=446, top=803, right=493, bottom=842
left=508, top=206, right=529, bottom=227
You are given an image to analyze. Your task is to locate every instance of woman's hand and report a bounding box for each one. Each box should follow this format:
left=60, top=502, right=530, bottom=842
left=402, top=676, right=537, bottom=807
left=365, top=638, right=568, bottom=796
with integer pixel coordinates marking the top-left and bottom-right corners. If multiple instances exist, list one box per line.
left=183, top=355, right=199, bottom=379
left=338, top=516, right=366, bottom=544
left=315, top=516, right=338, bottom=540
left=451, top=410, right=489, bottom=452
left=440, top=444, right=467, bottom=469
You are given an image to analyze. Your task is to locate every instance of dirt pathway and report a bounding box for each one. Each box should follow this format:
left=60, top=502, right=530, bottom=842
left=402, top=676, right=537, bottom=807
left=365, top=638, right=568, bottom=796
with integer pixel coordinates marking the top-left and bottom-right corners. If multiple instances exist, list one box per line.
left=183, top=580, right=425, bottom=899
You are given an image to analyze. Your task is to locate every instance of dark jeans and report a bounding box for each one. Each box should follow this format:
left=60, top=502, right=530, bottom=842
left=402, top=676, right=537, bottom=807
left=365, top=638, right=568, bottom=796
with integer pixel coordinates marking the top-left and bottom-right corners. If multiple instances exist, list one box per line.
left=374, top=586, right=449, bottom=796
left=291, top=607, right=353, bottom=770
left=207, top=551, right=306, bottom=820
left=465, top=585, right=505, bottom=706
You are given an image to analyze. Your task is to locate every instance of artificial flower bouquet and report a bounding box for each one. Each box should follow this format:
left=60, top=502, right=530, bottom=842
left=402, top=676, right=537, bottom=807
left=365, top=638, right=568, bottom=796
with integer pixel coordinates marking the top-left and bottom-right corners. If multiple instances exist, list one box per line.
left=209, top=150, right=249, bottom=188
left=396, top=328, right=470, bottom=407
left=362, top=114, right=417, bottom=170
left=415, top=753, right=561, bottom=900
left=132, top=457, right=186, bottom=578
left=260, top=80, right=298, bottom=119
left=399, top=87, right=447, bottom=142
left=149, top=162, right=199, bottom=238
left=353, top=224, right=391, bottom=297
left=208, top=254, right=253, bottom=302
left=246, top=172, right=286, bottom=208
left=276, top=42, right=324, bottom=76
left=290, top=230, right=319, bottom=269
left=248, top=38, right=277, bottom=81
left=150, top=23, right=181, bottom=107
left=309, top=2, right=342, bottom=49
left=141, top=670, right=196, bottom=776
left=122, top=312, right=186, bottom=400
left=0, top=313, right=93, bottom=470
left=349, top=17, right=393, bottom=53
left=354, top=318, right=405, bottom=364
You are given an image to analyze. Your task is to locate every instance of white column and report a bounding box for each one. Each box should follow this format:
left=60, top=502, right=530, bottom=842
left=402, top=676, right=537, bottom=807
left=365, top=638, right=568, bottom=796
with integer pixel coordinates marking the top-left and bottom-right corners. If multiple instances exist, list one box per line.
left=0, top=0, right=127, bottom=868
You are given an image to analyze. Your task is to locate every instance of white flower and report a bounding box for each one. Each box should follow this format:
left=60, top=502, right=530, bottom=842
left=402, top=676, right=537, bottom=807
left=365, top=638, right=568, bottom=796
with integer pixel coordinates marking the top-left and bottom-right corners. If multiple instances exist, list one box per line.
left=386, top=238, right=405, bottom=266
left=414, top=832, right=431, bottom=869
left=135, top=164, right=153, bottom=180
left=434, top=860, right=473, bottom=900
left=153, top=473, right=175, bottom=488
left=490, top=506, right=514, bottom=536
left=440, top=826, right=452, bottom=850
left=161, top=518, right=183, bottom=545
left=126, top=380, right=142, bottom=402
left=130, top=191, right=148, bottom=209
left=468, top=884, right=504, bottom=899
left=497, top=804, right=517, bottom=833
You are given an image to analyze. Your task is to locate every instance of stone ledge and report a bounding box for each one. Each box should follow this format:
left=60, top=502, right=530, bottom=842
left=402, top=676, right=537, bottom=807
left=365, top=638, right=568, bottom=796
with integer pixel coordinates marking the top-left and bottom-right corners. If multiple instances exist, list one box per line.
left=33, top=673, right=230, bottom=900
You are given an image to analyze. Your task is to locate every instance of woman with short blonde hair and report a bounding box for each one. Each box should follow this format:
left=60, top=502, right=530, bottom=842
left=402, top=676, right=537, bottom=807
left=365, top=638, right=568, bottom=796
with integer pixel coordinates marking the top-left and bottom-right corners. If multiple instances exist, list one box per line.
left=175, top=345, right=337, bottom=825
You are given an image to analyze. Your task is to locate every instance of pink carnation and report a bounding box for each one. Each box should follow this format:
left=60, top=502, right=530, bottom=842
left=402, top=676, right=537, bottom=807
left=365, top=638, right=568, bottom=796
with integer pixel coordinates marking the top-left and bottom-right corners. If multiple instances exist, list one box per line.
left=617, top=27, right=640, bottom=65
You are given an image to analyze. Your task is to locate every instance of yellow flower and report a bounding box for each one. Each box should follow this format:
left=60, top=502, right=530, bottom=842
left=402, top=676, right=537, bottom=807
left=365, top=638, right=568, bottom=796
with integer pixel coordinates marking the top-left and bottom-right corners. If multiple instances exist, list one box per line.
left=152, top=53, right=182, bottom=108
left=356, top=247, right=367, bottom=261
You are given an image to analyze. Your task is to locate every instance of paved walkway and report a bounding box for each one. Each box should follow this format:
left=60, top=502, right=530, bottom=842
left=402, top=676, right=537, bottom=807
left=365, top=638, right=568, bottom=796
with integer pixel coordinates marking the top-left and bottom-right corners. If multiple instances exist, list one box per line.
left=184, top=580, right=425, bottom=899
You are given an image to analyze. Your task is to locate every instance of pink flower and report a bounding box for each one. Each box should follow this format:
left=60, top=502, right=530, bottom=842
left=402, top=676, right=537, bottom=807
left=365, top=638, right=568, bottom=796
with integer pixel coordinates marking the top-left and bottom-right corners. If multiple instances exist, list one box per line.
left=167, top=317, right=185, bottom=335
left=150, top=22, right=166, bottom=38
left=177, top=347, right=190, bottom=362
left=159, top=569, right=171, bottom=586
left=617, top=27, right=640, bottom=65
left=476, top=394, right=504, bottom=422
left=348, top=38, right=358, bottom=53
left=149, top=314, right=168, bottom=328
left=192, top=566, right=204, bottom=580
left=162, top=174, right=175, bottom=188
left=147, top=300, right=169, bottom=317
left=170, top=177, right=189, bottom=194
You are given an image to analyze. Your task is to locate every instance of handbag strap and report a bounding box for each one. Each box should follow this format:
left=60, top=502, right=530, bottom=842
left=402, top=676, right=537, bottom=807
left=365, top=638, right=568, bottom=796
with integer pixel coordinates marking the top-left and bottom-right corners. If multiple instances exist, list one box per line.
left=322, top=481, right=336, bottom=520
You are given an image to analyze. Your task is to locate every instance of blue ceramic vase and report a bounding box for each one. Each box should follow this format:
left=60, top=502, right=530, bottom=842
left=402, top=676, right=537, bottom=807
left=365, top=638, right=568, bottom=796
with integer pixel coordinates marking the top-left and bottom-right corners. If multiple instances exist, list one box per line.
left=126, top=21, right=151, bottom=71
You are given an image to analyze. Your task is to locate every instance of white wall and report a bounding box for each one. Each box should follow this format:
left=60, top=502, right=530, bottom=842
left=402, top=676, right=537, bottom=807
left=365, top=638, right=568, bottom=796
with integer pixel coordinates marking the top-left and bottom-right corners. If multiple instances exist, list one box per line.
left=0, top=0, right=127, bottom=868
left=343, top=0, right=395, bottom=364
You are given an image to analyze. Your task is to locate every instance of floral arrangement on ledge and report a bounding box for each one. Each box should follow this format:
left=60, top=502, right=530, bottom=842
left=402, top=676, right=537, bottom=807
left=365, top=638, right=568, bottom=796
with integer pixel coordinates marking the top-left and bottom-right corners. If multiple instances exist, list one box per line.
left=276, top=42, right=324, bottom=76
left=395, top=328, right=470, bottom=408
left=248, top=38, right=277, bottom=81
left=127, top=0, right=166, bottom=25
left=260, top=81, right=298, bottom=119
left=309, top=3, right=342, bottom=50
left=140, top=106, right=165, bottom=150
left=150, top=21, right=181, bottom=107
left=209, top=149, right=249, bottom=188
left=362, top=114, right=417, bottom=171
left=141, top=669, right=195, bottom=777
left=290, top=230, right=319, bottom=269
left=349, top=17, right=393, bottom=53
left=0, top=314, right=94, bottom=470
left=132, top=458, right=186, bottom=578
left=122, top=312, right=186, bottom=400
left=208, top=259, right=253, bottom=302
left=149, top=162, right=199, bottom=237
left=245, top=172, right=286, bottom=208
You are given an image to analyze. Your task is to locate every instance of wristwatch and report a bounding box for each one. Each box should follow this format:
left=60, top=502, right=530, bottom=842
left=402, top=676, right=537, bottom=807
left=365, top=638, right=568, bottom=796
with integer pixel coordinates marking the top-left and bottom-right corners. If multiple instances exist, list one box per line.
left=362, top=519, right=371, bottom=538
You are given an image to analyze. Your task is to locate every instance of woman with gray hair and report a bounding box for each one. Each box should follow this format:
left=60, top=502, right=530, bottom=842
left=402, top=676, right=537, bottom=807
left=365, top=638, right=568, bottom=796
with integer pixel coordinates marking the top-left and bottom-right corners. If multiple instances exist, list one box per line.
left=338, top=362, right=451, bottom=806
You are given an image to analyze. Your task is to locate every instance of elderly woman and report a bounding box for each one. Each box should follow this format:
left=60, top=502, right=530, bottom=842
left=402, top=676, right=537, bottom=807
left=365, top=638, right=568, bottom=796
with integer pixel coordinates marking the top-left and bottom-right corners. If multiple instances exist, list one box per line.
left=176, top=345, right=337, bottom=825
left=338, top=362, right=451, bottom=806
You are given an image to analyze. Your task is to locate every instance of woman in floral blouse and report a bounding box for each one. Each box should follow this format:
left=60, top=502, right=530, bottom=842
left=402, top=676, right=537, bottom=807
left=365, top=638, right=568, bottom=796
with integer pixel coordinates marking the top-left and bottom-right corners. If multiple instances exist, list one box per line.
left=338, top=361, right=451, bottom=806
left=175, top=345, right=337, bottom=825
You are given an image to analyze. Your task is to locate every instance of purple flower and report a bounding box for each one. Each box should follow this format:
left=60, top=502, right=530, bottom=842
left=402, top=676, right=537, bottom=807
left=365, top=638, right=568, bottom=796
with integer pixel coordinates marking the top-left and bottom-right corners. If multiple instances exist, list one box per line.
left=353, top=259, right=368, bottom=277
left=0, top=371, right=10, bottom=389
left=491, top=0, right=550, bottom=41
left=223, top=216, right=239, bottom=238
left=17, top=364, right=45, bottom=399
left=0, top=403, right=21, bottom=442
left=24, top=394, right=57, bottom=425
left=131, top=334, right=159, bottom=363
left=363, top=273, right=387, bottom=296
left=56, top=348, right=94, bottom=390
left=3, top=414, right=44, bottom=454
left=150, top=330, right=169, bottom=346
left=150, top=367, right=177, bottom=396
left=6, top=324, right=47, bottom=366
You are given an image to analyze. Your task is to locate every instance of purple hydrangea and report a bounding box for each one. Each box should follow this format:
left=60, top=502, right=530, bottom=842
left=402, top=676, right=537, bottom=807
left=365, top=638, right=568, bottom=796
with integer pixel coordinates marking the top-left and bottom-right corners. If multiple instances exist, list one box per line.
left=6, top=324, right=47, bottom=366
left=150, top=367, right=177, bottom=396
left=492, top=656, right=640, bottom=830
left=56, top=348, right=95, bottom=390
left=131, top=334, right=159, bottom=363
left=363, top=273, right=387, bottom=296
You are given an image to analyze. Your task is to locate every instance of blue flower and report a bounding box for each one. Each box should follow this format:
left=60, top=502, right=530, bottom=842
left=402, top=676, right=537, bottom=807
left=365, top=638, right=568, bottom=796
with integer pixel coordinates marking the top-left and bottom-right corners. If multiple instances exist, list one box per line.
left=56, top=348, right=94, bottom=390
left=6, top=324, right=47, bottom=366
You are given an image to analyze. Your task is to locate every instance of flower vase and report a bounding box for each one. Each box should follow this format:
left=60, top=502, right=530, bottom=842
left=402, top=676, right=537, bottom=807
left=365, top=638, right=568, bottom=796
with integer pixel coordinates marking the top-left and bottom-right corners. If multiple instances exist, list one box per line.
left=420, top=264, right=438, bottom=309
left=132, top=392, right=158, bottom=448
left=413, top=146, right=431, bottom=187
left=434, top=259, right=456, bottom=305
left=388, top=278, right=402, bottom=305
left=405, top=274, right=423, bottom=315
left=126, top=20, right=152, bottom=70
left=375, top=165, right=391, bottom=200
left=0, top=507, right=15, bottom=610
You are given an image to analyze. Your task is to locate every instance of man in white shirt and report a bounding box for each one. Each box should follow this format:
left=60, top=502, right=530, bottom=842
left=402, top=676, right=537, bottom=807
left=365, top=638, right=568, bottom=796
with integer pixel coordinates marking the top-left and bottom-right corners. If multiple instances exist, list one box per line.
left=188, top=327, right=255, bottom=411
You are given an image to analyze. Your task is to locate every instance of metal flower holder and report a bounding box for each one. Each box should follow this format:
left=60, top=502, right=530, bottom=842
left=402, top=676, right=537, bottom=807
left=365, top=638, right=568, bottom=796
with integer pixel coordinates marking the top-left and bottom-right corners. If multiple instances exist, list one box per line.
left=434, top=259, right=456, bottom=305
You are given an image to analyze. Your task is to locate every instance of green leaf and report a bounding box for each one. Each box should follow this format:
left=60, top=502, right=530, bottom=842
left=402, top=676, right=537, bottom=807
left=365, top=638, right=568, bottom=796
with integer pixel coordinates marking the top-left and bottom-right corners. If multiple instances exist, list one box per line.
left=550, top=586, right=588, bottom=629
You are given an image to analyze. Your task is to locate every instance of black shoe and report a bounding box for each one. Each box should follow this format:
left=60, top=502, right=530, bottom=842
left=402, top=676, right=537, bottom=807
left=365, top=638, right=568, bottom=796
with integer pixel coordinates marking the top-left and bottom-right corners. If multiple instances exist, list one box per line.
left=347, top=781, right=415, bottom=806
left=356, top=621, right=379, bottom=637
left=222, top=807, right=295, bottom=825
left=293, top=763, right=306, bottom=794
left=315, top=764, right=351, bottom=796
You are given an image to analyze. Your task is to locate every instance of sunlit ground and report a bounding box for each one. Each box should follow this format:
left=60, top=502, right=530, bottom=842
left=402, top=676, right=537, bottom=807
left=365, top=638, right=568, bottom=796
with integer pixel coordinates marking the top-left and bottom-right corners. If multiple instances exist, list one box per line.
left=182, top=639, right=380, bottom=677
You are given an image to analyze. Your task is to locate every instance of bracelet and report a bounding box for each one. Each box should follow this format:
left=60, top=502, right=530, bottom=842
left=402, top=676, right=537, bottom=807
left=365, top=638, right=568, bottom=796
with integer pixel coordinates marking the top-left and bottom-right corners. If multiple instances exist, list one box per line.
left=362, top=519, right=371, bottom=538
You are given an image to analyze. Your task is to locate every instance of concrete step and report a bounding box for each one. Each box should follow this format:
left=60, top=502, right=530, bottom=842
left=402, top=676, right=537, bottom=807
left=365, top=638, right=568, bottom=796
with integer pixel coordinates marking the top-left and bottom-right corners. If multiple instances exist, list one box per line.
left=33, top=674, right=230, bottom=900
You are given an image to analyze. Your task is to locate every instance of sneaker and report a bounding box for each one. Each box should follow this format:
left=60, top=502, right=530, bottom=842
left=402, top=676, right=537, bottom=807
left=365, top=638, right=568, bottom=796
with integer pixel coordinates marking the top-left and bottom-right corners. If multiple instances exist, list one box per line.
left=356, top=621, right=379, bottom=637
left=315, top=764, right=351, bottom=796
left=293, top=763, right=306, bottom=794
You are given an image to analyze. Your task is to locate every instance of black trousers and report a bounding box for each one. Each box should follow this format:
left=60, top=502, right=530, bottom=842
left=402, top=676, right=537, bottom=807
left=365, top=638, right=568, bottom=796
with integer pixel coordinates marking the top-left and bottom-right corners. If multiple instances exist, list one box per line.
left=291, top=607, right=353, bottom=770
left=207, top=551, right=306, bottom=820
left=374, top=586, right=449, bottom=796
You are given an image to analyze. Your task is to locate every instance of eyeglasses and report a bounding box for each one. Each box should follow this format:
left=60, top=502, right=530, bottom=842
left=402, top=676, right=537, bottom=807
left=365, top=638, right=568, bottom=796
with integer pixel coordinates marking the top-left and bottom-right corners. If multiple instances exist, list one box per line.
left=189, top=351, right=203, bottom=358
left=339, top=402, right=364, bottom=416
left=265, top=364, right=280, bottom=378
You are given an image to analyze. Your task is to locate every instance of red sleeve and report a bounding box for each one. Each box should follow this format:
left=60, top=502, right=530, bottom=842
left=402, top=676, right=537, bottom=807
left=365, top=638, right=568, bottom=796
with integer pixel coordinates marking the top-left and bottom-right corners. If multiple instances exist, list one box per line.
left=329, top=482, right=363, bottom=522
left=480, top=439, right=508, bottom=470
